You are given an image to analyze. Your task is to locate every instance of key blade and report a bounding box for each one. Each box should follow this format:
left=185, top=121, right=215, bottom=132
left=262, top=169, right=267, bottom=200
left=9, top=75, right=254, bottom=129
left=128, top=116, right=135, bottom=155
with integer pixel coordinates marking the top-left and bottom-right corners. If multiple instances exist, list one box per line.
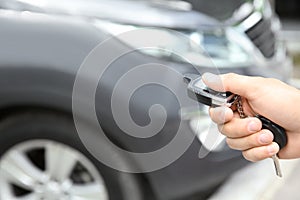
left=272, top=154, right=282, bottom=177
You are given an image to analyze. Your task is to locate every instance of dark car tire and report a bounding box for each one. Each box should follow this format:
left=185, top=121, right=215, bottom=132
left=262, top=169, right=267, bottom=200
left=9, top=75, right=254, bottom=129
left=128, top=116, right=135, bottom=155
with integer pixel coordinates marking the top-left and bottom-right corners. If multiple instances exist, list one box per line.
left=0, top=110, right=145, bottom=200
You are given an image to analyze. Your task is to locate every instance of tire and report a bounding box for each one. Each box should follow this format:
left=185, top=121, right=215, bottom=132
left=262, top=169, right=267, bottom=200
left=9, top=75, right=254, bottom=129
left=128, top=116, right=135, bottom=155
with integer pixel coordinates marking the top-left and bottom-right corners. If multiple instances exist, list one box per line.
left=0, top=110, right=144, bottom=200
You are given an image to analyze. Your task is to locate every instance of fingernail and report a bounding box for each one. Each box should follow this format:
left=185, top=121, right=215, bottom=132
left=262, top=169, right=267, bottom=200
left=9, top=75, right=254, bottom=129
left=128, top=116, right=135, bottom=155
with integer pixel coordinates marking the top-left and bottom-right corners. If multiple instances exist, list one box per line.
left=267, top=143, right=279, bottom=155
left=213, top=106, right=227, bottom=123
left=259, top=132, right=272, bottom=144
left=248, top=120, right=260, bottom=132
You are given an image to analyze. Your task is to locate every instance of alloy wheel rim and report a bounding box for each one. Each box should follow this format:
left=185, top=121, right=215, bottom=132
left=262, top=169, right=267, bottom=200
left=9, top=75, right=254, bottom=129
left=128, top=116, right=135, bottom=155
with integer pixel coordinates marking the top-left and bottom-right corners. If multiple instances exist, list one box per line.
left=0, top=139, right=109, bottom=200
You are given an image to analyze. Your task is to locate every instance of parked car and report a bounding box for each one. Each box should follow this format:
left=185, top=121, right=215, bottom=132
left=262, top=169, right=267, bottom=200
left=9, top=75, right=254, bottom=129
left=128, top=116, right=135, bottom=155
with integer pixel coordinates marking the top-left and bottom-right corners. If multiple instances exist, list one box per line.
left=0, top=0, right=292, bottom=200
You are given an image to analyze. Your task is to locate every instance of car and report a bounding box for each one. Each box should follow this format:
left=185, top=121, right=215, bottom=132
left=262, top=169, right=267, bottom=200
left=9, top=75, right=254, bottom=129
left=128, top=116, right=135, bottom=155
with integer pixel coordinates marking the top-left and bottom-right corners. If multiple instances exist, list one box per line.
left=0, top=0, right=292, bottom=200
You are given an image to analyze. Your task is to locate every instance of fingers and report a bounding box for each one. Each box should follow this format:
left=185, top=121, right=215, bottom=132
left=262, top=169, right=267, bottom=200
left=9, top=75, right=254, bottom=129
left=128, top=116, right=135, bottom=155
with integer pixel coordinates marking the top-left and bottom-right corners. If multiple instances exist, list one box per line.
left=242, top=142, right=280, bottom=162
left=209, top=106, right=278, bottom=162
left=219, top=117, right=262, bottom=138
left=226, top=129, right=274, bottom=150
left=209, top=106, right=233, bottom=124
left=202, top=72, right=261, bottom=99
left=204, top=73, right=283, bottom=162
left=210, top=107, right=262, bottom=138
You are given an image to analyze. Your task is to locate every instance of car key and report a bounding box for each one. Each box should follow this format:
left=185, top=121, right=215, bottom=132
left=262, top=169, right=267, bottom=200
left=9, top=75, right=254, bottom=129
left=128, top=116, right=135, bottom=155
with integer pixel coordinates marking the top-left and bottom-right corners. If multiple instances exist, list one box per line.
left=235, top=95, right=286, bottom=177
left=184, top=74, right=287, bottom=177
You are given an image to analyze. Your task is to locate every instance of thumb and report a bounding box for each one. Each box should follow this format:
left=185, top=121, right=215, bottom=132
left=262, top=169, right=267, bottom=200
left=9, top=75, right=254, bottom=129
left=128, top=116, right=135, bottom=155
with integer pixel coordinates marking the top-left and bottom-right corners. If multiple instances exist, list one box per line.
left=202, top=73, right=259, bottom=98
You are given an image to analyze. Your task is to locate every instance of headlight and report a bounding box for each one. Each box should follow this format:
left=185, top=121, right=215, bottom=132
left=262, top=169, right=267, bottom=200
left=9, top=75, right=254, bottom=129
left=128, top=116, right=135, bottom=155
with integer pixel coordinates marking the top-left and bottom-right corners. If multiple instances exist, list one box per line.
left=93, top=20, right=253, bottom=68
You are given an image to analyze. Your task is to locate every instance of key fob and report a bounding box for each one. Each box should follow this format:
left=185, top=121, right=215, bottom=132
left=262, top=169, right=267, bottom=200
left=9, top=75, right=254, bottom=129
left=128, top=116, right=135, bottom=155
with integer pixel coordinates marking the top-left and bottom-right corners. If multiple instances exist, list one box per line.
left=183, top=73, right=235, bottom=107
left=184, top=73, right=287, bottom=149
left=256, top=115, right=287, bottom=149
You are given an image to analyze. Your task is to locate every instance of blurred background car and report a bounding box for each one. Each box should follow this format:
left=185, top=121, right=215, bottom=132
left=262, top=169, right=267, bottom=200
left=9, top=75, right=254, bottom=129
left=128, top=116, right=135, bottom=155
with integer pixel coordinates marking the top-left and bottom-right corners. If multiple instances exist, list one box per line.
left=0, top=0, right=293, bottom=200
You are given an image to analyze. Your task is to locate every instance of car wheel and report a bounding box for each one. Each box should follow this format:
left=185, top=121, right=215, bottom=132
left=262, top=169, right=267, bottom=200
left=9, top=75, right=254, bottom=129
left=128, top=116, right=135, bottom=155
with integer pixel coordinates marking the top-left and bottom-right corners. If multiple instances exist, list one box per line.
left=0, top=111, right=144, bottom=200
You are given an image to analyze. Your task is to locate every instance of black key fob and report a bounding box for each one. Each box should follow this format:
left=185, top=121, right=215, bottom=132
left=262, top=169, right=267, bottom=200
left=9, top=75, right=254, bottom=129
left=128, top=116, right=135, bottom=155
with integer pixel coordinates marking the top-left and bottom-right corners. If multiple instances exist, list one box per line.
left=256, top=115, right=287, bottom=149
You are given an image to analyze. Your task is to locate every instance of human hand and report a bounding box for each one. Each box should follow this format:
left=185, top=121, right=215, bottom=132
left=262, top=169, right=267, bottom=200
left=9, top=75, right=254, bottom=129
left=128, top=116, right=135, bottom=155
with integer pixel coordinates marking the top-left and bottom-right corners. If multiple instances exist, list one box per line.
left=203, top=73, right=300, bottom=161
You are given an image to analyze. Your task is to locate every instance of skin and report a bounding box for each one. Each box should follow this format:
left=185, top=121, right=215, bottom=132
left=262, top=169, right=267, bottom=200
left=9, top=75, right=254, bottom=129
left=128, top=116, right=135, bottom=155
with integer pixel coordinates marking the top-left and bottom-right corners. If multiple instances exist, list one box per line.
left=202, top=72, right=300, bottom=162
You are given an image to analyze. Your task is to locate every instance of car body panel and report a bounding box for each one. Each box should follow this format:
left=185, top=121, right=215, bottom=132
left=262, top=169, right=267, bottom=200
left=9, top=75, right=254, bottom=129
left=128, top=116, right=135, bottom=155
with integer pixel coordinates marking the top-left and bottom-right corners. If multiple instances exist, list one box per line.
left=0, top=9, right=248, bottom=199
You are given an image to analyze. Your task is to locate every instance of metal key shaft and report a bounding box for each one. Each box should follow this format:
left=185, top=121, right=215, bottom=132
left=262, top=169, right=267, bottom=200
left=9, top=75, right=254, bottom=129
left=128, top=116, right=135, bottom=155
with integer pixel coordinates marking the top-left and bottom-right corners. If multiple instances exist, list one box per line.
left=272, top=154, right=282, bottom=177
